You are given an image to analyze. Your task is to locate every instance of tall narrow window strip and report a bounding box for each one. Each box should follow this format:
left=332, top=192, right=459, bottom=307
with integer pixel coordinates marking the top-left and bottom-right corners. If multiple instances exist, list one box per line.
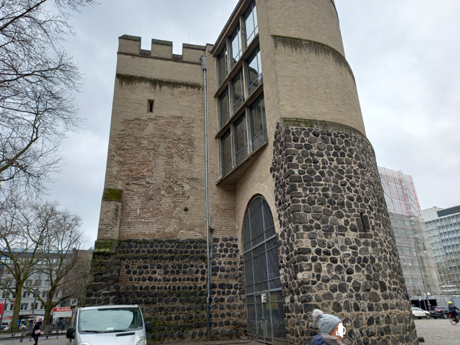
left=244, top=2, right=258, bottom=47
left=219, top=89, right=229, bottom=126
left=218, top=48, right=227, bottom=84
left=235, top=115, right=247, bottom=165
left=230, top=27, right=242, bottom=69
left=232, top=70, right=244, bottom=111
left=250, top=96, right=267, bottom=151
left=247, top=47, right=262, bottom=95
left=221, top=130, right=232, bottom=176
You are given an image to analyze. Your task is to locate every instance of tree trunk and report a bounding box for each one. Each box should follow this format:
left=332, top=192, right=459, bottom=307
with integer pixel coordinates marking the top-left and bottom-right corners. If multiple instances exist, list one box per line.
left=10, top=285, right=23, bottom=332
left=44, top=304, right=52, bottom=327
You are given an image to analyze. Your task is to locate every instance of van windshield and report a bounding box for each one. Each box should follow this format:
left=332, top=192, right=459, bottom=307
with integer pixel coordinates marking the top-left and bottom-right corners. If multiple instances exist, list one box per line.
left=79, top=307, right=143, bottom=332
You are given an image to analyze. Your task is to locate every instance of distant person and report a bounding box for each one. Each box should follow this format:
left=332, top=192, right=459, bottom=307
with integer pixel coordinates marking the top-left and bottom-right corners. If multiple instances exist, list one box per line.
left=311, top=309, right=346, bottom=345
left=448, top=301, right=459, bottom=320
left=31, top=317, right=42, bottom=345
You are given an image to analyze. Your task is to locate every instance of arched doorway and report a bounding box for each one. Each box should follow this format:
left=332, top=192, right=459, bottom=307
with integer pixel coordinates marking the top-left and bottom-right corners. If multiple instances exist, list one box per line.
left=243, top=196, right=286, bottom=344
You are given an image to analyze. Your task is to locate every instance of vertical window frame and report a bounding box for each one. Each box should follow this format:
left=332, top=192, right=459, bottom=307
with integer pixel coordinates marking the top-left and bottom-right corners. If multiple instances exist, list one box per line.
left=232, top=69, right=244, bottom=112
left=247, top=46, right=262, bottom=95
left=221, top=129, right=232, bottom=176
left=244, top=1, right=258, bottom=48
left=230, top=26, right=242, bottom=69
left=217, top=47, right=228, bottom=85
left=219, top=88, right=230, bottom=127
left=250, top=96, right=267, bottom=151
left=234, top=115, right=248, bottom=165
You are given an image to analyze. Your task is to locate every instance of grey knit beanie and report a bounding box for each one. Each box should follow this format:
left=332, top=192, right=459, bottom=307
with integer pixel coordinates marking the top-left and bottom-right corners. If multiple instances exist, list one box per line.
left=312, top=309, right=341, bottom=334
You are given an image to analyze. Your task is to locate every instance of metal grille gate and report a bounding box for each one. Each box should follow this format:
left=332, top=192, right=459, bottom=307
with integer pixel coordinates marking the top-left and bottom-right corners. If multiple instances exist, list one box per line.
left=243, top=196, right=286, bottom=344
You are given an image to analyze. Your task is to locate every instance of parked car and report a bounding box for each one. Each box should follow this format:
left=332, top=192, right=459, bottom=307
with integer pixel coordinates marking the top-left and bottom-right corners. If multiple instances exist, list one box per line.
left=66, top=305, right=152, bottom=345
left=430, top=305, right=450, bottom=319
left=412, top=306, right=430, bottom=319
left=0, top=323, right=8, bottom=332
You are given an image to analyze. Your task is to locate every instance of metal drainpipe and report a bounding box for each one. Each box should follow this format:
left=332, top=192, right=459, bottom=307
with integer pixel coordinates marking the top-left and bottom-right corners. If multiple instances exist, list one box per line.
left=200, top=55, right=211, bottom=340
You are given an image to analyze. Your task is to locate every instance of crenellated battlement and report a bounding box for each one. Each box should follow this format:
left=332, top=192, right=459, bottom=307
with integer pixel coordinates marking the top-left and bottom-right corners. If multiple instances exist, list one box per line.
left=118, top=35, right=207, bottom=63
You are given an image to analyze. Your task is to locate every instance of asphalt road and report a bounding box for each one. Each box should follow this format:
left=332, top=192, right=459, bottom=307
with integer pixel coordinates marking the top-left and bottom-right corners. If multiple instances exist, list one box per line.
left=415, top=318, right=460, bottom=345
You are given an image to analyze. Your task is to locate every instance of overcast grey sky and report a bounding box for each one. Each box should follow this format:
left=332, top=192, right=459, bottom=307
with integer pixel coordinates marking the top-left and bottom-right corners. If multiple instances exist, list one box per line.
left=49, top=1, right=460, bottom=248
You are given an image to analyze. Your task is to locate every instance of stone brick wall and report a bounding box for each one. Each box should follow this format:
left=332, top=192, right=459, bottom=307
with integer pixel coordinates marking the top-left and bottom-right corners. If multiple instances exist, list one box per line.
left=87, top=237, right=247, bottom=342
left=271, top=119, right=418, bottom=345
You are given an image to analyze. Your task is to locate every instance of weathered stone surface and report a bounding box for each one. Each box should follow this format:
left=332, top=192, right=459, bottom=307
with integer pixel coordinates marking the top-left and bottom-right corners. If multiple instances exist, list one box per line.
left=88, top=238, right=246, bottom=342
left=271, top=124, right=414, bottom=345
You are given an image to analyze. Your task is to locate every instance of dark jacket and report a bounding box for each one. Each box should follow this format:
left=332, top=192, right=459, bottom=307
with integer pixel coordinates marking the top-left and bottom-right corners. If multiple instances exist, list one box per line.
left=33, top=321, right=42, bottom=336
left=449, top=305, right=459, bottom=313
left=311, top=334, right=345, bottom=345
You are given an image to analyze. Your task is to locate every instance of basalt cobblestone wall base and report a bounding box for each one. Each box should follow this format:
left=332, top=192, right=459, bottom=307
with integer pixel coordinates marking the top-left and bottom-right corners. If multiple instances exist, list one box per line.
left=87, top=238, right=247, bottom=342
left=271, top=120, right=418, bottom=345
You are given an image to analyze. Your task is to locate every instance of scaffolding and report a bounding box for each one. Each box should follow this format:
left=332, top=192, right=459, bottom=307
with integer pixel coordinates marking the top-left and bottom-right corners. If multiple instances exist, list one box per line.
left=379, top=167, right=440, bottom=304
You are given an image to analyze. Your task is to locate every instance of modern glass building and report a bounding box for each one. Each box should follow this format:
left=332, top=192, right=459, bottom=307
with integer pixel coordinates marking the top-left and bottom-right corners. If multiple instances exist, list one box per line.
left=422, top=205, right=460, bottom=293
left=379, top=167, right=440, bottom=307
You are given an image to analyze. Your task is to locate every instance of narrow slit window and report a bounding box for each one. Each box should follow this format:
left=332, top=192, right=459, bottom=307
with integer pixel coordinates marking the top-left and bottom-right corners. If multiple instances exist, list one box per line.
left=148, top=100, right=154, bottom=113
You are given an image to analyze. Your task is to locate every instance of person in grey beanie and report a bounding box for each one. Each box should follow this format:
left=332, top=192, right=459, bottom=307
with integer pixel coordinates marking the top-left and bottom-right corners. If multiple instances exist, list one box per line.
left=311, top=309, right=346, bottom=345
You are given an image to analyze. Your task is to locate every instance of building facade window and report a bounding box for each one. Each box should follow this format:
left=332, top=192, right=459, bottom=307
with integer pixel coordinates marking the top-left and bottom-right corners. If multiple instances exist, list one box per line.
left=219, top=89, right=229, bottom=126
left=218, top=47, right=228, bottom=85
left=216, top=2, right=267, bottom=179
left=230, top=26, right=242, bottom=68
left=20, top=303, right=28, bottom=310
left=243, top=196, right=285, bottom=343
left=250, top=96, right=267, bottom=151
left=247, top=47, right=262, bottom=95
left=221, top=130, right=232, bottom=176
left=235, top=115, right=247, bottom=165
left=232, top=69, right=244, bottom=111
left=244, top=1, right=258, bottom=47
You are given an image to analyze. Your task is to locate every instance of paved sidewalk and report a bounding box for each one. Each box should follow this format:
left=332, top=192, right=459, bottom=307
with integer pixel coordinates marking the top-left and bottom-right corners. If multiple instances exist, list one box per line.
left=0, top=337, right=257, bottom=345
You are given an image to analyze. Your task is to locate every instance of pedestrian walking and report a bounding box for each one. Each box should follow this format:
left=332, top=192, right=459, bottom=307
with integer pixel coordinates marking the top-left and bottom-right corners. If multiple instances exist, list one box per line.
left=311, top=309, right=346, bottom=345
left=31, top=317, right=43, bottom=345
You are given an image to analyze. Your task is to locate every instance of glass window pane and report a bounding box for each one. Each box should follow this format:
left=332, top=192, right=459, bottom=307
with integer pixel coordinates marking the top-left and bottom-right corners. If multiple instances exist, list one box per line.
left=244, top=2, right=258, bottom=47
left=230, top=27, right=242, bottom=68
left=247, top=47, right=262, bottom=95
left=221, top=130, right=232, bottom=175
left=232, top=70, right=244, bottom=111
left=219, top=89, right=229, bottom=126
left=250, top=96, right=266, bottom=150
left=235, top=115, right=247, bottom=165
left=218, top=48, right=227, bottom=84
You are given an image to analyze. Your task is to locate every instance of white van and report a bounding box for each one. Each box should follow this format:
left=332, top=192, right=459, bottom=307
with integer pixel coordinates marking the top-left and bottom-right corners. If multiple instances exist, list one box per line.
left=66, top=305, right=151, bottom=345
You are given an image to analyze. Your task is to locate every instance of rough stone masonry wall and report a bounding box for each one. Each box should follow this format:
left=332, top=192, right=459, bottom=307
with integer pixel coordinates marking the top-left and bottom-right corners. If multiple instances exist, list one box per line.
left=87, top=237, right=247, bottom=343
left=271, top=119, right=418, bottom=345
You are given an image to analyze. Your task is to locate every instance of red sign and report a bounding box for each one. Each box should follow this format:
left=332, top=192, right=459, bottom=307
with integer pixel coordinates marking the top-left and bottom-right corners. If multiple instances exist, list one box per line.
left=53, top=307, right=72, bottom=318
left=53, top=307, right=72, bottom=312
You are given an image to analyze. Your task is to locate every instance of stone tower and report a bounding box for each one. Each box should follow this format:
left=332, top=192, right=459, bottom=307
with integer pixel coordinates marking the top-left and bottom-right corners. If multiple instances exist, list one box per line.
left=87, top=1, right=419, bottom=344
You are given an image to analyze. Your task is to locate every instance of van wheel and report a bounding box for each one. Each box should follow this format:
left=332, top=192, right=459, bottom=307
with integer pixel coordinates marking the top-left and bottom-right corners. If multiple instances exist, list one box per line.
left=443, top=313, right=448, bottom=319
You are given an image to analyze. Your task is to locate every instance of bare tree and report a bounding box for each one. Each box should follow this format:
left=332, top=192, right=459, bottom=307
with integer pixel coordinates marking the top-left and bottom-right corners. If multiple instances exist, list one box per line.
left=0, top=199, right=82, bottom=330
left=0, top=0, right=95, bottom=194
left=31, top=207, right=82, bottom=326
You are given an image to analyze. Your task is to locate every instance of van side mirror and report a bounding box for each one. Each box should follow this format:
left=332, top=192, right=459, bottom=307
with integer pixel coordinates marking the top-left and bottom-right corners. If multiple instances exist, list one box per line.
left=145, top=321, right=152, bottom=333
left=66, top=327, right=75, bottom=339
